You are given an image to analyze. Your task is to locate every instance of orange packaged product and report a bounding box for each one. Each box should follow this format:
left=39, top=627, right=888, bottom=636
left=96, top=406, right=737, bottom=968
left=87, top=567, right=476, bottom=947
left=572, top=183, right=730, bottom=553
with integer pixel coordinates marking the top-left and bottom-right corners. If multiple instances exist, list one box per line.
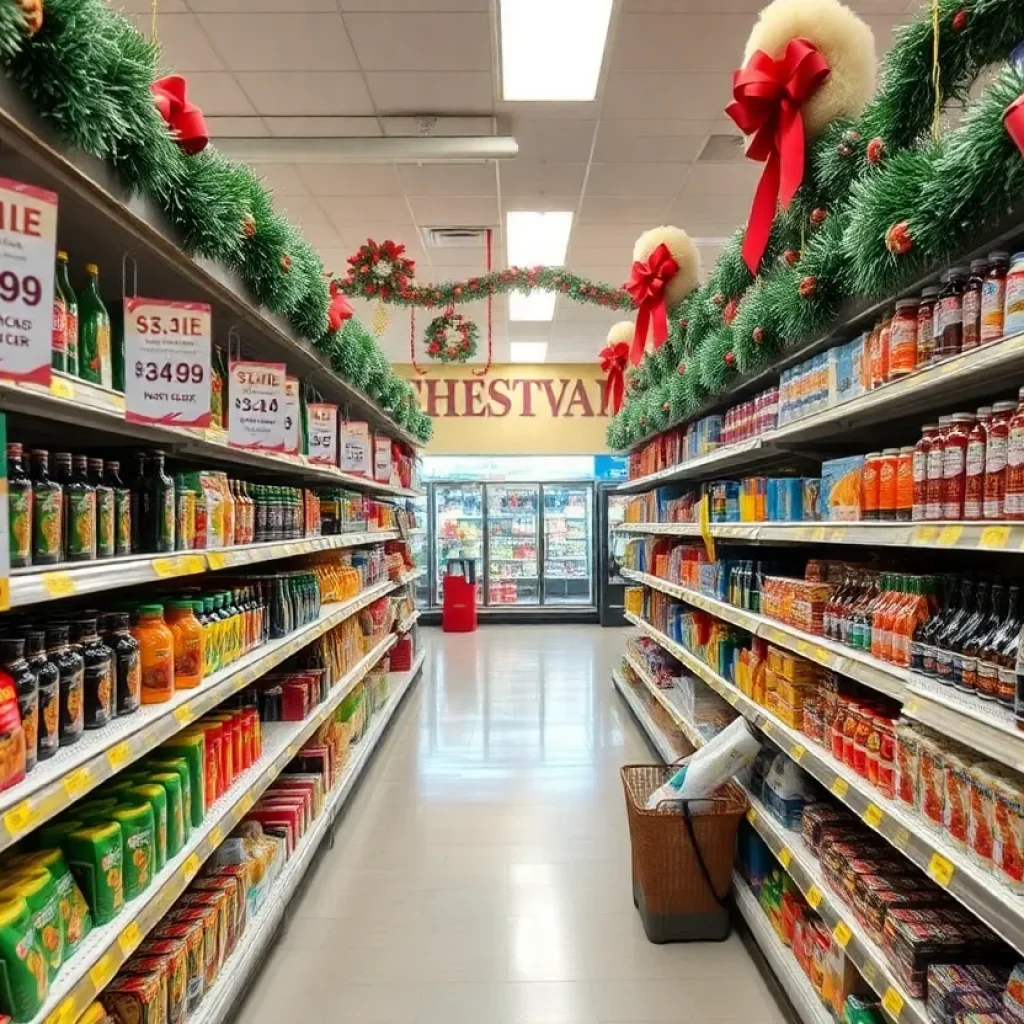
left=165, top=601, right=204, bottom=689
left=968, top=761, right=999, bottom=866
left=918, top=733, right=946, bottom=827
left=943, top=749, right=976, bottom=848
left=990, top=764, right=1024, bottom=889
left=132, top=604, right=175, bottom=704
left=189, top=722, right=226, bottom=801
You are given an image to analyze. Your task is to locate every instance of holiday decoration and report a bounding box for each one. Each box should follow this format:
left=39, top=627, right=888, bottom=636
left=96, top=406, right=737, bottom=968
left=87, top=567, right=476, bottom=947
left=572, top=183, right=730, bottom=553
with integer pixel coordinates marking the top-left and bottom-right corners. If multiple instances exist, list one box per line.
left=885, top=220, right=914, bottom=255
left=346, top=239, right=416, bottom=299
left=867, top=136, right=885, bottom=164
left=599, top=322, right=634, bottom=415
left=1005, top=92, right=1024, bottom=157
left=17, top=0, right=40, bottom=34
left=151, top=75, right=208, bottom=155
left=326, top=280, right=354, bottom=335
left=425, top=312, right=479, bottom=364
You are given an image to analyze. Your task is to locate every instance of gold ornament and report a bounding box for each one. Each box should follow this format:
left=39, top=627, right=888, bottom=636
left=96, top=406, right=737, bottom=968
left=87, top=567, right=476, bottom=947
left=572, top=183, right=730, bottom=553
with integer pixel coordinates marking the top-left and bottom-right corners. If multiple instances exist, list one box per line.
left=371, top=300, right=390, bottom=338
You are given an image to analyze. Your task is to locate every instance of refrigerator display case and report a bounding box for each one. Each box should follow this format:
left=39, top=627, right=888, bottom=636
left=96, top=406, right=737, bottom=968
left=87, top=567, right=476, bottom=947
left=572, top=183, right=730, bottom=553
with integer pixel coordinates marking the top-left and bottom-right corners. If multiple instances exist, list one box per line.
left=542, top=484, right=594, bottom=605
left=597, top=483, right=630, bottom=627
left=486, top=484, right=540, bottom=605
left=408, top=494, right=429, bottom=609
left=434, top=483, right=484, bottom=605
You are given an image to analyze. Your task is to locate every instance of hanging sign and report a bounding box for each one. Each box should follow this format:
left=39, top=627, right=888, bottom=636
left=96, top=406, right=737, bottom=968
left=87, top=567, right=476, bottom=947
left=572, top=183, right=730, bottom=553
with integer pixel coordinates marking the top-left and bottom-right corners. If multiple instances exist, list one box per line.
left=307, top=403, right=338, bottom=465
left=124, top=298, right=211, bottom=427
left=229, top=360, right=286, bottom=452
left=283, top=376, right=299, bottom=456
left=0, top=178, right=57, bottom=387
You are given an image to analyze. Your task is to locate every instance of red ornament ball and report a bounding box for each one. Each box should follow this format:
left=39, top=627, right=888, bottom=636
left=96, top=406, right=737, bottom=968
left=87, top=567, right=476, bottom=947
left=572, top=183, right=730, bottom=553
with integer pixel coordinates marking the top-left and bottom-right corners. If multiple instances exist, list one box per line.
left=712, top=292, right=725, bottom=308
left=454, top=286, right=463, bottom=297
left=781, top=249, right=801, bottom=268
left=799, top=276, right=818, bottom=300
left=885, top=221, right=915, bottom=256
left=867, top=137, right=886, bottom=165
left=724, top=351, right=736, bottom=367
left=951, top=9, right=967, bottom=32
left=242, top=214, right=256, bottom=239
left=810, top=208, right=828, bottom=226
left=723, top=298, right=739, bottom=325
left=677, top=362, right=687, bottom=375
left=752, top=326, right=765, bottom=345
left=662, top=402, right=671, bottom=413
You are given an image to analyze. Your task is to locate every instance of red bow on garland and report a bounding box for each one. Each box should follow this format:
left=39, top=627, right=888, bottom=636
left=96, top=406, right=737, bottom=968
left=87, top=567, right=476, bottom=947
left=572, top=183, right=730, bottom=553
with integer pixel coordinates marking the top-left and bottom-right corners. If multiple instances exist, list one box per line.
left=624, top=243, right=679, bottom=366
left=599, top=340, right=630, bottom=415
left=726, top=38, right=830, bottom=274
left=1005, top=93, right=1024, bottom=157
left=327, top=281, right=354, bottom=334
left=152, top=75, right=209, bottom=156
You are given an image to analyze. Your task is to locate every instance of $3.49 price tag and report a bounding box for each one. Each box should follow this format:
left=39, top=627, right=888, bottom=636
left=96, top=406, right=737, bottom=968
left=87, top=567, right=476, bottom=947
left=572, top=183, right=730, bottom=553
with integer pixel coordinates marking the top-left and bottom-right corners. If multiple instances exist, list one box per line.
left=307, top=402, right=338, bottom=465
left=124, top=298, right=211, bottom=427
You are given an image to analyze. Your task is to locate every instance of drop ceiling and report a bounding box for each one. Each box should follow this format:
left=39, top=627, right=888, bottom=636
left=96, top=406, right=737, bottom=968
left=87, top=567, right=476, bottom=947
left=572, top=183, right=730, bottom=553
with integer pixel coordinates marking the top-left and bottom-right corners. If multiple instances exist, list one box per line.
left=123, top=0, right=921, bottom=364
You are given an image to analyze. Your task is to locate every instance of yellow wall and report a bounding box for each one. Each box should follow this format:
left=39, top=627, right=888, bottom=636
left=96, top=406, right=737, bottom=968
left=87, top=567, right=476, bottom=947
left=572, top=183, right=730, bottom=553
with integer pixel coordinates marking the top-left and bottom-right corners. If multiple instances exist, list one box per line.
left=394, top=363, right=610, bottom=456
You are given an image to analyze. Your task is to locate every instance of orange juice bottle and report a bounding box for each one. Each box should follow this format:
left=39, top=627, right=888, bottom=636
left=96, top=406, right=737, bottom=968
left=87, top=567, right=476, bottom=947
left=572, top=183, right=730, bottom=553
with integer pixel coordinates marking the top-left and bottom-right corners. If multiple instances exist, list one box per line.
left=133, top=604, right=175, bottom=703
left=166, top=600, right=204, bottom=689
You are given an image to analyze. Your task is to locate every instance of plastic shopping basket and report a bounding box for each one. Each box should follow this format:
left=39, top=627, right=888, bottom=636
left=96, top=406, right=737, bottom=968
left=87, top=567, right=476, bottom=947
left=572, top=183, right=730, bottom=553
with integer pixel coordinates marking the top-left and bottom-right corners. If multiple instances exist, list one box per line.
left=620, top=764, right=748, bottom=943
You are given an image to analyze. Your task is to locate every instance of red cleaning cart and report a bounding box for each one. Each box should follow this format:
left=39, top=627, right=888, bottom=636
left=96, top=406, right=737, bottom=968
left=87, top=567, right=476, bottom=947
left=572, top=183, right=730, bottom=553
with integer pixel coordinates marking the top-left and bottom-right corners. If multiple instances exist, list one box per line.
left=442, top=558, right=478, bottom=632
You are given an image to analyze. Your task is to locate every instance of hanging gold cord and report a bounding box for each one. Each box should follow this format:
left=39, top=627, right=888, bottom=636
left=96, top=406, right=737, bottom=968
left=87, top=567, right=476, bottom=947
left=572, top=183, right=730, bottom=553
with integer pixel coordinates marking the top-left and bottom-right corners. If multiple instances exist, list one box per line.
left=931, top=0, right=942, bottom=140
left=151, top=0, right=159, bottom=44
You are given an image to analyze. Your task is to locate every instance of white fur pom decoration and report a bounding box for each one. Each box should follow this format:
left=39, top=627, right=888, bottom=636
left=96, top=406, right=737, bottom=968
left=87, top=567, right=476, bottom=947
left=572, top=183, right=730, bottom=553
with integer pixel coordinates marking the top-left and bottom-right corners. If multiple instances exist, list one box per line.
left=632, top=226, right=701, bottom=309
left=606, top=321, right=635, bottom=346
left=744, top=0, right=876, bottom=138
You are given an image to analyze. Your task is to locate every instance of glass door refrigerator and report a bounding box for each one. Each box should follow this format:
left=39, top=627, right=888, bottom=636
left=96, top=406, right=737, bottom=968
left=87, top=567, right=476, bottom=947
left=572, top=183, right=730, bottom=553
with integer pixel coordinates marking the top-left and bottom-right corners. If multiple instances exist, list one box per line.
left=485, top=484, right=540, bottom=606
left=597, top=483, right=630, bottom=626
left=541, top=483, right=594, bottom=606
left=408, top=494, right=429, bottom=609
left=433, top=483, right=484, bottom=605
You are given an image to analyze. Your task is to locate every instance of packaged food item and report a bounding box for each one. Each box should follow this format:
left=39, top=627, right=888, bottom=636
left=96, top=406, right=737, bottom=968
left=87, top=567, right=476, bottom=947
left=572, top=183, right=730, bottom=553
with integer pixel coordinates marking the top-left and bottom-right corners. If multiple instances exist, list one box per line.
left=990, top=765, right=1024, bottom=889
left=125, top=784, right=168, bottom=872
left=0, top=896, right=48, bottom=1021
left=945, top=749, right=978, bottom=848
left=982, top=252, right=1010, bottom=343
left=968, top=762, right=999, bottom=866
left=165, top=601, right=203, bottom=690
left=100, top=972, right=163, bottom=1024
left=927, top=963, right=1007, bottom=1023
left=0, top=869, right=63, bottom=982
left=132, top=605, right=175, bottom=704
left=0, top=660, right=27, bottom=793
left=9, top=849, right=91, bottom=957
left=103, top=613, right=141, bottom=717
left=151, top=918, right=204, bottom=1014
left=147, top=771, right=185, bottom=858
left=64, top=822, right=124, bottom=925
left=24, top=630, right=58, bottom=763
left=820, top=456, right=865, bottom=521
left=157, top=733, right=205, bottom=827
left=110, top=803, right=156, bottom=899
left=1005, top=251, right=1024, bottom=337
left=135, top=937, right=188, bottom=1024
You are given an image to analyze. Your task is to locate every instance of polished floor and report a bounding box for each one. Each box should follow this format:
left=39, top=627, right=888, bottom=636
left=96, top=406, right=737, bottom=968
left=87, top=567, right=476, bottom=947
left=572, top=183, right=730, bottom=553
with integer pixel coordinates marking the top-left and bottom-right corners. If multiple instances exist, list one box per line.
left=240, top=626, right=788, bottom=1023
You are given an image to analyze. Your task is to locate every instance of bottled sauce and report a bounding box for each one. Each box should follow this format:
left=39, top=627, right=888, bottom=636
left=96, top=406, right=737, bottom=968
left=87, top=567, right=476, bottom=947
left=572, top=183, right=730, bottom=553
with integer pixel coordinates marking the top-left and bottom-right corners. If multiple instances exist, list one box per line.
left=925, top=418, right=950, bottom=520
left=47, top=624, right=83, bottom=745
left=165, top=601, right=203, bottom=690
left=25, top=629, right=59, bottom=760
left=936, top=266, right=968, bottom=358
left=962, top=259, right=987, bottom=351
left=1, top=638, right=38, bottom=773
left=105, top=461, right=131, bottom=556
left=89, top=458, right=114, bottom=559
left=862, top=453, right=881, bottom=520
left=132, top=605, right=174, bottom=704
left=896, top=447, right=914, bottom=522
left=941, top=413, right=975, bottom=520
left=1006, top=388, right=1024, bottom=519
left=194, top=601, right=213, bottom=677
left=1006, top=252, right=1024, bottom=338
left=29, top=450, right=61, bottom=566
left=52, top=253, right=68, bottom=372
left=912, top=575, right=948, bottom=675
left=948, top=579, right=988, bottom=691
left=71, top=616, right=113, bottom=729
left=103, top=613, right=140, bottom=716
left=889, top=299, right=918, bottom=378
left=878, top=449, right=899, bottom=520
left=129, top=453, right=149, bottom=554
left=995, top=587, right=1021, bottom=708
left=913, top=425, right=937, bottom=522
left=984, top=401, right=1016, bottom=519
left=932, top=578, right=971, bottom=683
left=7, top=443, right=32, bottom=568
left=55, top=251, right=78, bottom=376
left=65, top=454, right=97, bottom=561
left=76, top=264, right=112, bottom=389
left=145, top=451, right=175, bottom=553
left=175, top=484, right=195, bottom=553
left=982, top=252, right=1010, bottom=343
left=964, top=407, right=991, bottom=521
left=211, top=346, right=227, bottom=429
left=917, top=286, right=940, bottom=366
left=960, top=579, right=1002, bottom=694
left=52, top=452, right=72, bottom=560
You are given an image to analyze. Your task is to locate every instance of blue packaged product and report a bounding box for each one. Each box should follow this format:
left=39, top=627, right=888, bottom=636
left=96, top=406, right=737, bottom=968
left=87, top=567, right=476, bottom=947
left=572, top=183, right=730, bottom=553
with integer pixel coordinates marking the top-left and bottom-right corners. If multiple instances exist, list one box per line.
left=776, top=478, right=803, bottom=521
left=819, top=456, right=865, bottom=520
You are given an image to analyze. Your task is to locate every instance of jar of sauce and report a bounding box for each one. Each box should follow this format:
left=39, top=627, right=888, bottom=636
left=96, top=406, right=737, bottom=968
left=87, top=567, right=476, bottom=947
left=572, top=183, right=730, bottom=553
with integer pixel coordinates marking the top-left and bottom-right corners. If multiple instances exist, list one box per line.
left=942, top=413, right=976, bottom=520
left=879, top=448, right=900, bottom=520
left=25, top=629, right=58, bottom=761
left=896, top=447, right=914, bottom=521
left=103, top=612, right=140, bottom=716
left=926, top=416, right=952, bottom=520
left=1005, top=252, right=1024, bottom=338
left=913, top=424, right=938, bottom=521
left=984, top=400, right=1017, bottom=519
left=964, top=407, right=991, bottom=520
left=862, top=452, right=882, bottom=520
left=132, top=604, right=175, bottom=704
left=867, top=320, right=882, bottom=389
left=876, top=312, right=892, bottom=386
left=46, top=624, right=83, bottom=746
left=981, top=252, right=1010, bottom=343
left=963, top=258, right=988, bottom=351
left=1005, top=386, right=1024, bottom=519
left=889, top=299, right=918, bottom=378
left=71, top=616, right=113, bottom=729
left=917, top=287, right=940, bottom=366
left=937, top=267, right=968, bottom=359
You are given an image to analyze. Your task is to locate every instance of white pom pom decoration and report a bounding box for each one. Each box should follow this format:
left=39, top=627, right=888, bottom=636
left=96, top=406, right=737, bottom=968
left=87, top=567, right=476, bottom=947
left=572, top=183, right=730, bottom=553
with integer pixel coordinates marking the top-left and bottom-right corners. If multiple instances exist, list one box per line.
left=606, top=321, right=636, bottom=346
left=632, top=226, right=702, bottom=309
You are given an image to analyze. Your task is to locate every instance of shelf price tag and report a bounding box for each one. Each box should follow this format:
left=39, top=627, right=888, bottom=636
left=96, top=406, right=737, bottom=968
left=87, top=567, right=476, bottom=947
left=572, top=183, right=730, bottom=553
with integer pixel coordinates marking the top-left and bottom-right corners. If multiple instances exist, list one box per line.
left=832, top=921, right=852, bottom=948
left=830, top=778, right=849, bottom=799
left=806, top=885, right=822, bottom=909
left=3, top=800, right=37, bottom=838
left=937, top=525, right=963, bottom=547
left=229, top=360, right=287, bottom=452
left=927, top=852, right=955, bottom=887
left=41, top=572, right=76, bottom=599
left=124, top=299, right=212, bottom=428
left=107, top=742, right=131, bottom=771
left=64, top=766, right=92, bottom=799
left=118, top=921, right=142, bottom=955
left=307, top=403, right=339, bottom=466
left=863, top=803, right=884, bottom=829
left=980, top=525, right=1010, bottom=549
left=89, top=953, right=115, bottom=991
left=746, top=807, right=758, bottom=825
left=778, top=847, right=792, bottom=868
left=0, top=178, right=56, bottom=388
left=181, top=852, right=201, bottom=881
left=882, top=987, right=905, bottom=1019
left=283, top=376, right=300, bottom=456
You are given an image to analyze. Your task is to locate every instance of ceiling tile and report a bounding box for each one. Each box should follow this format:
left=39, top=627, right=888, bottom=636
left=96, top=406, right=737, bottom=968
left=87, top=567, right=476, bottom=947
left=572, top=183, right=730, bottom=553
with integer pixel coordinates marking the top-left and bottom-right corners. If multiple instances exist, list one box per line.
left=340, top=0, right=487, bottom=9
left=248, top=163, right=310, bottom=197
left=365, top=72, right=494, bottom=114
left=494, top=100, right=599, bottom=121
left=599, top=118, right=732, bottom=139
left=344, top=13, right=491, bottom=71
left=275, top=198, right=344, bottom=248
left=417, top=264, right=487, bottom=283
left=198, top=14, right=357, bottom=72
left=576, top=195, right=672, bottom=225
left=507, top=120, right=597, bottom=163
left=585, top=162, right=688, bottom=197
left=116, top=0, right=187, bottom=11
left=297, top=164, right=404, bottom=197
left=566, top=245, right=628, bottom=266
left=678, top=161, right=762, bottom=195
left=612, top=14, right=752, bottom=72
left=499, top=162, right=587, bottom=197
left=332, top=224, right=420, bottom=249
left=407, top=196, right=501, bottom=227
left=320, top=197, right=415, bottom=235
left=206, top=116, right=267, bottom=138
left=146, top=14, right=224, bottom=71
left=382, top=116, right=493, bottom=137
left=317, top=248, right=353, bottom=275
left=184, top=73, right=256, bottom=116
left=265, top=117, right=382, bottom=138
left=665, top=190, right=751, bottom=225
left=601, top=72, right=733, bottom=121
left=500, top=195, right=580, bottom=213
left=189, top=0, right=336, bottom=10
left=398, top=164, right=497, bottom=197
left=592, top=132, right=705, bottom=164
left=421, top=246, right=493, bottom=268
left=236, top=72, right=374, bottom=116
left=571, top=223, right=659, bottom=249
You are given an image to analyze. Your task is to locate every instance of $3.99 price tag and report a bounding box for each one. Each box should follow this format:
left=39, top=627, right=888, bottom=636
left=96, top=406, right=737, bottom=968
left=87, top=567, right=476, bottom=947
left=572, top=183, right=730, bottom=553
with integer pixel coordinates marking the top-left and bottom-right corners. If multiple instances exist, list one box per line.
left=307, top=403, right=338, bottom=465
left=124, top=298, right=211, bottom=427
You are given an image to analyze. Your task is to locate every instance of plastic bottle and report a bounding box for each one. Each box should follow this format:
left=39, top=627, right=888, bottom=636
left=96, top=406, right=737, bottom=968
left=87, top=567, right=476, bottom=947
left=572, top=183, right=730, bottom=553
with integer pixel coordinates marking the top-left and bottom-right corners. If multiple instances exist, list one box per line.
left=165, top=601, right=203, bottom=690
left=1005, top=387, right=1024, bottom=519
left=132, top=605, right=175, bottom=704
left=925, top=418, right=951, bottom=520
left=964, top=407, right=991, bottom=521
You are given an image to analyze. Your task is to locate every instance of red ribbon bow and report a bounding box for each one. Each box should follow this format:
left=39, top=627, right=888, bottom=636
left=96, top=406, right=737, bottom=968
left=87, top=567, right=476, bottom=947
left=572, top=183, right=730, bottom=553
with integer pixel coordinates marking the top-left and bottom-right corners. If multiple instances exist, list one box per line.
left=624, top=243, right=679, bottom=366
left=1005, top=93, right=1024, bottom=158
left=152, top=75, right=209, bottom=156
left=327, top=281, right=354, bottom=334
left=599, top=340, right=630, bottom=415
left=726, top=38, right=830, bottom=274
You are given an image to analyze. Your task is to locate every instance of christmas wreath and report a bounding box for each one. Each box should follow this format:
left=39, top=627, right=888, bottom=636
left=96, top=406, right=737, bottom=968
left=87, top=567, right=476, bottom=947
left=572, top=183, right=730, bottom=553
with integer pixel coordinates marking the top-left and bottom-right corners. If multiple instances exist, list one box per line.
left=425, top=312, right=478, bottom=364
left=346, top=238, right=416, bottom=301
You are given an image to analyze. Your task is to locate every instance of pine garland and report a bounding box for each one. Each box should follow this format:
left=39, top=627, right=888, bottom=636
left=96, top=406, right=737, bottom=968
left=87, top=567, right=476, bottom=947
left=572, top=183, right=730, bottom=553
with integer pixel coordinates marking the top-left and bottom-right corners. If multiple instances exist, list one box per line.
left=0, top=0, right=27, bottom=62
left=698, top=326, right=739, bottom=394
left=732, top=277, right=787, bottom=375
left=286, top=238, right=330, bottom=342
left=779, top=213, right=852, bottom=342
left=160, top=148, right=244, bottom=263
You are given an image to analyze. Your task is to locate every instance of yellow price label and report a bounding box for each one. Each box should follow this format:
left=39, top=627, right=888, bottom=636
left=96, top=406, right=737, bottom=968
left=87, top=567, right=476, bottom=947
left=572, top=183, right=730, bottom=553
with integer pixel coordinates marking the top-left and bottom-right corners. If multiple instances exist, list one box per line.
left=152, top=556, right=188, bottom=578
left=64, top=766, right=93, bottom=799
left=173, top=704, right=195, bottom=726
left=50, top=377, right=75, bottom=400
left=746, top=807, right=758, bottom=825
left=891, top=826, right=910, bottom=851
left=790, top=743, right=806, bottom=762
left=208, top=826, right=224, bottom=848
left=45, top=997, right=78, bottom=1024
left=863, top=803, right=884, bottom=829
left=107, top=742, right=131, bottom=771
left=806, top=885, right=822, bottom=909
left=42, top=572, right=77, bottom=599
left=913, top=525, right=938, bottom=544
left=832, top=921, right=852, bottom=948
left=927, top=852, right=955, bottom=887
left=89, top=953, right=115, bottom=991
left=182, top=853, right=201, bottom=881
left=778, top=847, right=792, bottom=868
left=861, top=961, right=877, bottom=985
left=980, top=525, right=1011, bottom=549
left=238, top=792, right=254, bottom=814
left=831, top=777, right=849, bottom=799
left=810, top=526, right=825, bottom=542
left=797, top=639, right=812, bottom=656
left=830, top=527, right=847, bottom=542
left=3, top=800, right=37, bottom=838
left=207, top=551, right=227, bottom=570
left=118, top=921, right=142, bottom=955
left=937, top=525, right=963, bottom=547
left=882, top=987, right=905, bottom=1019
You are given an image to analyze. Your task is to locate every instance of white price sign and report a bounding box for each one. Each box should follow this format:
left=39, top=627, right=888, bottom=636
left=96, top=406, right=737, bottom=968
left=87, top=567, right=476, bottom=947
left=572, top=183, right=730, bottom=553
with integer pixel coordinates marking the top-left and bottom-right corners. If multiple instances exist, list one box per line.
left=124, top=298, right=211, bottom=427
left=307, top=403, right=338, bottom=465
left=229, top=360, right=286, bottom=452
left=283, top=376, right=299, bottom=456
left=0, top=178, right=57, bottom=386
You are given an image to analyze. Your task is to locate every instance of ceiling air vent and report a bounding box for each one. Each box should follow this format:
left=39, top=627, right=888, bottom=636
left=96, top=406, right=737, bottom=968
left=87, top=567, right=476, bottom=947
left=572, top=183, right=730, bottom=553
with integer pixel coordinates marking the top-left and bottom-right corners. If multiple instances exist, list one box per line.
left=422, top=226, right=489, bottom=249
left=696, top=134, right=746, bottom=163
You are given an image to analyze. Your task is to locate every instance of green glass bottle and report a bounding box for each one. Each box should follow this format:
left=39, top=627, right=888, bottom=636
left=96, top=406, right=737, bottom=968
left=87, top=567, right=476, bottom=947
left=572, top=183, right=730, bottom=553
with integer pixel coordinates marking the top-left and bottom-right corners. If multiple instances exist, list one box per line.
left=76, top=263, right=112, bottom=389
left=55, top=252, right=78, bottom=377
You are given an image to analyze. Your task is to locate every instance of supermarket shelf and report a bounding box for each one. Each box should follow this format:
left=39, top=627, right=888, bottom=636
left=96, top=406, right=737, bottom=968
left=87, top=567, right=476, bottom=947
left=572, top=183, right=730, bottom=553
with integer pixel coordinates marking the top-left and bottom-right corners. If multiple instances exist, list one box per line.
left=624, top=610, right=1024, bottom=958
left=622, top=651, right=707, bottom=750
left=28, top=632, right=399, bottom=1024
left=0, top=578, right=399, bottom=854
left=621, top=569, right=908, bottom=702
left=8, top=532, right=399, bottom=608
left=617, top=330, right=1024, bottom=494
left=395, top=609, right=420, bottom=634
left=743, top=795, right=925, bottom=1024
left=189, top=646, right=425, bottom=1024
left=395, top=568, right=420, bottom=587
left=611, top=668, right=679, bottom=763
left=732, top=873, right=841, bottom=1024
left=616, top=520, right=1024, bottom=555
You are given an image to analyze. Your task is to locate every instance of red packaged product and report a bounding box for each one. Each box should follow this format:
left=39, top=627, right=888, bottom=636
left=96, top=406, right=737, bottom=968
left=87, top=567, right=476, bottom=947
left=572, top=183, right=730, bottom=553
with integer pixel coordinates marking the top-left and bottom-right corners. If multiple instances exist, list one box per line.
left=245, top=810, right=297, bottom=853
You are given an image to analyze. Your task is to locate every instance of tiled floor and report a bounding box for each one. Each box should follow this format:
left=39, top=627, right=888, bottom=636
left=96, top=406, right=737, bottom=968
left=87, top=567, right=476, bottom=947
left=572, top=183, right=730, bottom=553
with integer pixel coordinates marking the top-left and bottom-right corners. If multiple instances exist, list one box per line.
left=238, top=625, right=788, bottom=1023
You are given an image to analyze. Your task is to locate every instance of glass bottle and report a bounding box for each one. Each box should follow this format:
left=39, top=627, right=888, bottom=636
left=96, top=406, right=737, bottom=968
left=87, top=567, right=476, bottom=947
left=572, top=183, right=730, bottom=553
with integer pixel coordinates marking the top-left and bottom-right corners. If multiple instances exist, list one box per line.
left=52, top=452, right=72, bottom=562
left=165, top=600, right=203, bottom=690
left=933, top=577, right=971, bottom=683
left=963, top=258, right=987, bottom=351
left=103, top=612, right=140, bottom=716
left=25, top=629, right=59, bottom=760
left=29, top=450, right=61, bottom=567
left=55, top=251, right=78, bottom=377
left=89, top=458, right=114, bottom=559
left=71, top=616, right=113, bottom=729
left=948, top=580, right=988, bottom=691
left=1, top=637, right=38, bottom=773
left=65, top=454, right=97, bottom=562
left=52, top=253, right=68, bottom=372
left=201, top=596, right=219, bottom=674
left=960, top=579, right=1003, bottom=695
left=76, top=263, right=112, bottom=389
left=144, top=451, right=175, bottom=554
left=47, top=624, right=84, bottom=746
left=7, top=443, right=32, bottom=569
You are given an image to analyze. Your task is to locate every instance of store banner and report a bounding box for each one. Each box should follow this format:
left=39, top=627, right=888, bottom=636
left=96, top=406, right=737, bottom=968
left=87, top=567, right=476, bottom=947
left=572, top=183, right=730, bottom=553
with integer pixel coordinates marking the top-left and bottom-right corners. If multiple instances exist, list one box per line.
left=124, top=298, right=212, bottom=427
left=307, top=402, right=338, bottom=465
left=228, top=360, right=287, bottom=452
left=394, top=363, right=612, bottom=456
left=0, top=177, right=57, bottom=386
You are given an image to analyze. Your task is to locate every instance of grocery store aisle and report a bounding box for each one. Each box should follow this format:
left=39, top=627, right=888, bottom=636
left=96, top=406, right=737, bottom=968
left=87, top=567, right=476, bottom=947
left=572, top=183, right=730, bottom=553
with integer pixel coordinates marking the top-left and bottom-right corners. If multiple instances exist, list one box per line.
left=239, top=626, right=786, bottom=1024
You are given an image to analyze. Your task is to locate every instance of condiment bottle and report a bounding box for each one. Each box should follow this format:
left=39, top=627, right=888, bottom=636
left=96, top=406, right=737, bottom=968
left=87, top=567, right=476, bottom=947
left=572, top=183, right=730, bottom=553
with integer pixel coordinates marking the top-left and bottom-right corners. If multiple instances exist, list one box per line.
left=129, top=452, right=149, bottom=554
left=941, top=412, right=975, bottom=520
left=879, top=449, right=899, bottom=521
left=52, top=252, right=68, bottom=372
left=926, top=416, right=952, bottom=520
left=951, top=580, right=989, bottom=692
left=144, top=451, right=175, bottom=553
left=104, top=460, right=131, bottom=556
left=963, top=258, right=988, bottom=351
left=982, top=252, right=1010, bottom=343
left=935, top=578, right=974, bottom=685
left=961, top=579, right=1002, bottom=694
left=46, top=624, right=83, bottom=746
left=7, top=444, right=32, bottom=569
left=937, top=267, right=968, bottom=359
left=71, top=616, right=113, bottom=729
left=165, top=600, right=203, bottom=690
left=877, top=310, right=892, bottom=385
left=29, top=450, right=61, bottom=567
left=978, top=584, right=1017, bottom=701
left=862, top=452, right=882, bottom=520
left=1, top=638, right=37, bottom=773
left=65, top=454, right=96, bottom=562
left=984, top=401, right=1017, bottom=520
left=89, top=457, right=114, bottom=560
left=54, top=250, right=78, bottom=376
left=964, top=407, right=991, bottom=521
left=889, top=299, right=918, bottom=378
left=913, top=424, right=938, bottom=522
left=103, top=613, right=140, bottom=716
left=1005, top=387, right=1024, bottom=520
left=896, top=447, right=914, bottom=522
left=76, top=263, right=112, bottom=389
left=25, top=629, right=58, bottom=760
left=132, top=605, right=174, bottom=704
left=917, top=286, right=940, bottom=366
left=1006, top=251, right=1024, bottom=338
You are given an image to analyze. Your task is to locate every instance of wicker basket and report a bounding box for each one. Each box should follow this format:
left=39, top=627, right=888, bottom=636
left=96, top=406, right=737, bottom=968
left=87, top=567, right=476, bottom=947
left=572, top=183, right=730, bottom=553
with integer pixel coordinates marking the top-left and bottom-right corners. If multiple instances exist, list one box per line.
left=621, top=764, right=748, bottom=943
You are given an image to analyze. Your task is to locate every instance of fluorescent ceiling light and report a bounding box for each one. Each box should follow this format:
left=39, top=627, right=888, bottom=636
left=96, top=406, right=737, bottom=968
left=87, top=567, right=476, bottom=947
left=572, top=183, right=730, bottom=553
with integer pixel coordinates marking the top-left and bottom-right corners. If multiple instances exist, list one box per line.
left=506, top=211, right=574, bottom=266
left=509, top=341, right=549, bottom=363
left=501, top=0, right=613, bottom=101
left=212, top=136, right=519, bottom=164
left=510, top=292, right=557, bottom=321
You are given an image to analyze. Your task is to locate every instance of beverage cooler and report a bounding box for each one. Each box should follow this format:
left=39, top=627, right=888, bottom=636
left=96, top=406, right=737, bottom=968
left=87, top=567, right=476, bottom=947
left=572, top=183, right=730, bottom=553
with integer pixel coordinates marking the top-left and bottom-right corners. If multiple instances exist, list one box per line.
left=423, top=482, right=596, bottom=611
